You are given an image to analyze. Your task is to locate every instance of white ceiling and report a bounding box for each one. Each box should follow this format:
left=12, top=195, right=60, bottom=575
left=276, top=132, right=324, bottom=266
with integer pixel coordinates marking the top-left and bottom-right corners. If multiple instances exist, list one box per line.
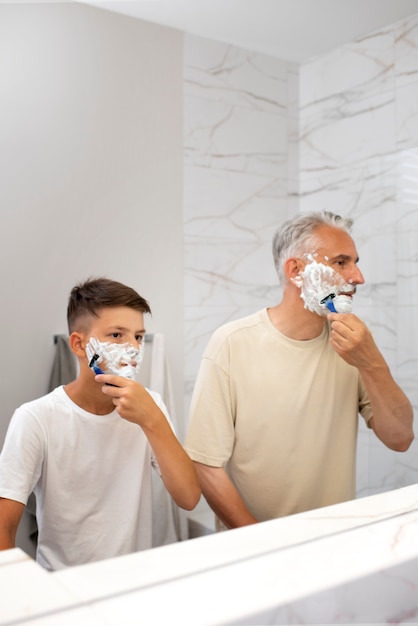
left=76, top=0, right=418, bottom=62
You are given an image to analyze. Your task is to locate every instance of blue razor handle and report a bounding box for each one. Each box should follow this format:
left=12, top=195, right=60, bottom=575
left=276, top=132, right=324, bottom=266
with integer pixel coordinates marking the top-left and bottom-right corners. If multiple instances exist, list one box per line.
left=326, top=300, right=337, bottom=313
left=89, top=357, right=117, bottom=386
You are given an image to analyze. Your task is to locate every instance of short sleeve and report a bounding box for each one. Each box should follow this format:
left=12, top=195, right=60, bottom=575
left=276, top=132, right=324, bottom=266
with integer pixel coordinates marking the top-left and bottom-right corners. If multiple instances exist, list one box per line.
left=0, top=408, right=45, bottom=504
left=185, top=342, right=236, bottom=467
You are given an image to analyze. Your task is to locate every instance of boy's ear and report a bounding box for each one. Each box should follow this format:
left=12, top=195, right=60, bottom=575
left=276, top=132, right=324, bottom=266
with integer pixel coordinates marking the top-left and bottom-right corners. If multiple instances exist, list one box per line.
left=68, top=332, right=87, bottom=357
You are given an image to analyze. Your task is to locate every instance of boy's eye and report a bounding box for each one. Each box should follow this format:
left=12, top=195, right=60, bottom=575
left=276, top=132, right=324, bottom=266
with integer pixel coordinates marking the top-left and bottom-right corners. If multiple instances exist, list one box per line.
left=136, top=334, right=144, bottom=342
left=111, top=332, right=121, bottom=339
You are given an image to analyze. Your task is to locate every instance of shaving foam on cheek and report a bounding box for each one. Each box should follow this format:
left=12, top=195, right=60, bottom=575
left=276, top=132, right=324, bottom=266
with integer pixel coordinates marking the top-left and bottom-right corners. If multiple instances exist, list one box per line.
left=86, top=337, right=144, bottom=380
left=298, top=260, right=348, bottom=316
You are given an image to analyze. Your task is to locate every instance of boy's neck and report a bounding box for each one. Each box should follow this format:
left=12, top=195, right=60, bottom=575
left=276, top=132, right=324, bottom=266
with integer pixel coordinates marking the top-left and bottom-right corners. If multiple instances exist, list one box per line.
left=64, top=379, right=115, bottom=415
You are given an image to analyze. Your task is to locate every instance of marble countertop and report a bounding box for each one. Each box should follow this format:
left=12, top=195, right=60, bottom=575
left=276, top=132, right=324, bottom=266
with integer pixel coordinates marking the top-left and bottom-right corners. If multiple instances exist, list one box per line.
left=2, top=484, right=418, bottom=625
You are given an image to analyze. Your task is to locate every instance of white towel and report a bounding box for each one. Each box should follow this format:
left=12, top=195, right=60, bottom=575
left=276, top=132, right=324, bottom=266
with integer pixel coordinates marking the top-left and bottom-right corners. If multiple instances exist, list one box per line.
left=149, top=333, right=188, bottom=545
left=48, top=335, right=77, bottom=392
left=149, top=333, right=177, bottom=427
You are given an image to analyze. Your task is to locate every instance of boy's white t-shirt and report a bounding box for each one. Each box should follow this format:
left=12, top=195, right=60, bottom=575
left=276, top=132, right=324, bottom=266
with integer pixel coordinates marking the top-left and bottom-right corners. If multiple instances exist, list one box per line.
left=0, top=385, right=170, bottom=571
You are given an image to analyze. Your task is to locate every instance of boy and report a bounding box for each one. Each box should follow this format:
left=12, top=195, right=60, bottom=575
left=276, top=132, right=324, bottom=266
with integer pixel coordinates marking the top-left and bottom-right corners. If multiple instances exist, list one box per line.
left=0, top=277, right=200, bottom=570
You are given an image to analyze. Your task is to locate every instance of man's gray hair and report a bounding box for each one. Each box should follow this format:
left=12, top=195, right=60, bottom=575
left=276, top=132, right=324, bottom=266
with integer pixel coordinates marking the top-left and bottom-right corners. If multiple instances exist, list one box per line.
left=272, top=211, right=353, bottom=286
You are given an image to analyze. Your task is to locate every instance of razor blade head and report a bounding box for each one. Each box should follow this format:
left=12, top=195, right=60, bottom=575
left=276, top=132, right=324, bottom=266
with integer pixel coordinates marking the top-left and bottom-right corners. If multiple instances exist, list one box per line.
left=320, top=293, right=336, bottom=305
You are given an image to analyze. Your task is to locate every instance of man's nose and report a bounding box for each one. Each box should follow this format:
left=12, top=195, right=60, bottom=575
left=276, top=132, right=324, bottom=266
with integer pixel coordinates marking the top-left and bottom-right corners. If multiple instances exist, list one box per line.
left=350, top=265, right=365, bottom=285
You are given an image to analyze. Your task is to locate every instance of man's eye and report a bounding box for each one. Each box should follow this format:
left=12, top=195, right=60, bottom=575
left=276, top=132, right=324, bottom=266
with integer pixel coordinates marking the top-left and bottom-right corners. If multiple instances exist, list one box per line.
left=136, top=335, right=144, bottom=342
left=111, top=332, right=121, bottom=338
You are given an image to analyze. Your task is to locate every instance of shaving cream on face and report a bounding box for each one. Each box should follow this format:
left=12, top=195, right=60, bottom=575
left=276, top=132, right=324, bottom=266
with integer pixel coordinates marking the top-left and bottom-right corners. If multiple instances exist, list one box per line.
left=298, top=260, right=352, bottom=315
left=86, top=337, right=144, bottom=380
left=331, top=294, right=353, bottom=314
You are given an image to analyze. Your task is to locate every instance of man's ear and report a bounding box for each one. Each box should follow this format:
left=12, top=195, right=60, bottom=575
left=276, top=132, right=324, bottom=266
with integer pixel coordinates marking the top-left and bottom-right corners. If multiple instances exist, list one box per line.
left=68, top=332, right=86, bottom=358
left=284, top=257, right=304, bottom=283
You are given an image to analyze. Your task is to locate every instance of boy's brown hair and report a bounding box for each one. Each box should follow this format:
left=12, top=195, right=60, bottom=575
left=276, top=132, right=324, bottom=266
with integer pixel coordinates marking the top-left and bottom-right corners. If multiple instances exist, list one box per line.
left=67, top=277, right=151, bottom=333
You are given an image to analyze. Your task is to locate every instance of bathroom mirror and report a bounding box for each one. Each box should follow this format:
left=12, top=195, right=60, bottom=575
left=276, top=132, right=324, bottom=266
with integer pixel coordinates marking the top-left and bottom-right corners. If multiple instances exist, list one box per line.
left=2, top=0, right=417, bottom=567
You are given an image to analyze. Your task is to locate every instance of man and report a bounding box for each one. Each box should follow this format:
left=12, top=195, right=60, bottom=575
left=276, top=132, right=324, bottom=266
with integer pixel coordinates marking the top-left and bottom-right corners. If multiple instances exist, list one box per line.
left=185, top=211, right=413, bottom=529
left=0, top=277, right=200, bottom=569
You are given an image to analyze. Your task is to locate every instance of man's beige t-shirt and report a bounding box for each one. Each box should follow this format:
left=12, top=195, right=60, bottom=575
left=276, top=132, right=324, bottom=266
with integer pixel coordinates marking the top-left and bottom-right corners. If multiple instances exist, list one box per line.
left=185, top=309, right=372, bottom=522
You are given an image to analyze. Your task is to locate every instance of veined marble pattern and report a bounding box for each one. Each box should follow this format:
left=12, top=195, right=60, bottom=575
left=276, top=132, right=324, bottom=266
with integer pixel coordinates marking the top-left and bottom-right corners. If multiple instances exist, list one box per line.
left=4, top=486, right=418, bottom=624
left=395, top=12, right=418, bottom=88
left=184, top=165, right=288, bottom=240
left=396, top=16, right=418, bottom=148
left=299, top=153, right=398, bottom=231
left=396, top=80, right=418, bottom=149
left=184, top=15, right=418, bottom=498
left=184, top=35, right=292, bottom=418
left=184, top=97, right=287, bottom=176
left=185, top=240, right=279, bottom=308
left=299, top=26, right=396, bottom=173
left=184, top=35, right=289, bottom=112
left=398, top=146, right=418, bottom=213
left=300, top=27, right=395, bottom=106
left=58, top=505, right=418, bottom=625
left=300, top=90, right=396, bottom=173
left=298, top=15, right=418, bottom=495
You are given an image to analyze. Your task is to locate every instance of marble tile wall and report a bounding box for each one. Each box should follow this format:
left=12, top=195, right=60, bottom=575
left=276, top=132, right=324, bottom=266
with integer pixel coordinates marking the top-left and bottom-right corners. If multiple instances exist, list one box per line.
left=184, top=14, right=418, bottom=501
left=298, top=13, right=418, bottom=495
left=184, top=36, right=294, bottom=416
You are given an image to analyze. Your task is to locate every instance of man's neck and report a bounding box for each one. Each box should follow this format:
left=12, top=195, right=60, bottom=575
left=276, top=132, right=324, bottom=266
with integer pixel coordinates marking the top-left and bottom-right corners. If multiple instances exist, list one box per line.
left=267, top=298, right=326, bottom=341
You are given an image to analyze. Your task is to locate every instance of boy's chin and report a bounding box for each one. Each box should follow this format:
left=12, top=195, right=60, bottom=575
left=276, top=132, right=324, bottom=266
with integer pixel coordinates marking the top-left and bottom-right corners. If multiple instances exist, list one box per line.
left=107, top=367, right=138, bottom=380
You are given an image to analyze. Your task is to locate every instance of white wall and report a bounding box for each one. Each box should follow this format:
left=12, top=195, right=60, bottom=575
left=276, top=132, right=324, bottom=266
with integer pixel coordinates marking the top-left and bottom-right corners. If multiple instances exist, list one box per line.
left=0, top=3, right=184, bottom=443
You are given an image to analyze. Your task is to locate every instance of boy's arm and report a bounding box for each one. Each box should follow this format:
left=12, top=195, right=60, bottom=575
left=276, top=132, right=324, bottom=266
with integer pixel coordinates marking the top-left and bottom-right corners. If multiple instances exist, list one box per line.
left=0, top=498, right=25, bottom=550
left=142, top=412, right=201, bottom=510
left=95, top=375, right=201, bottom=510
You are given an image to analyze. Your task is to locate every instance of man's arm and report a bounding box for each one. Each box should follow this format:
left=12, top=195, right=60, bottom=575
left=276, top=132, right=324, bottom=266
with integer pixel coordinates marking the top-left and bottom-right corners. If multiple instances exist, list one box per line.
left=357, top=362, right=413, bottom=451
left=194, top=462, right=258, bottom=529
left=0, top=498, right=25, bottom=550
left=95, top=374, right=201, bottom=511
left=328, top=313, right=414, bottom=451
